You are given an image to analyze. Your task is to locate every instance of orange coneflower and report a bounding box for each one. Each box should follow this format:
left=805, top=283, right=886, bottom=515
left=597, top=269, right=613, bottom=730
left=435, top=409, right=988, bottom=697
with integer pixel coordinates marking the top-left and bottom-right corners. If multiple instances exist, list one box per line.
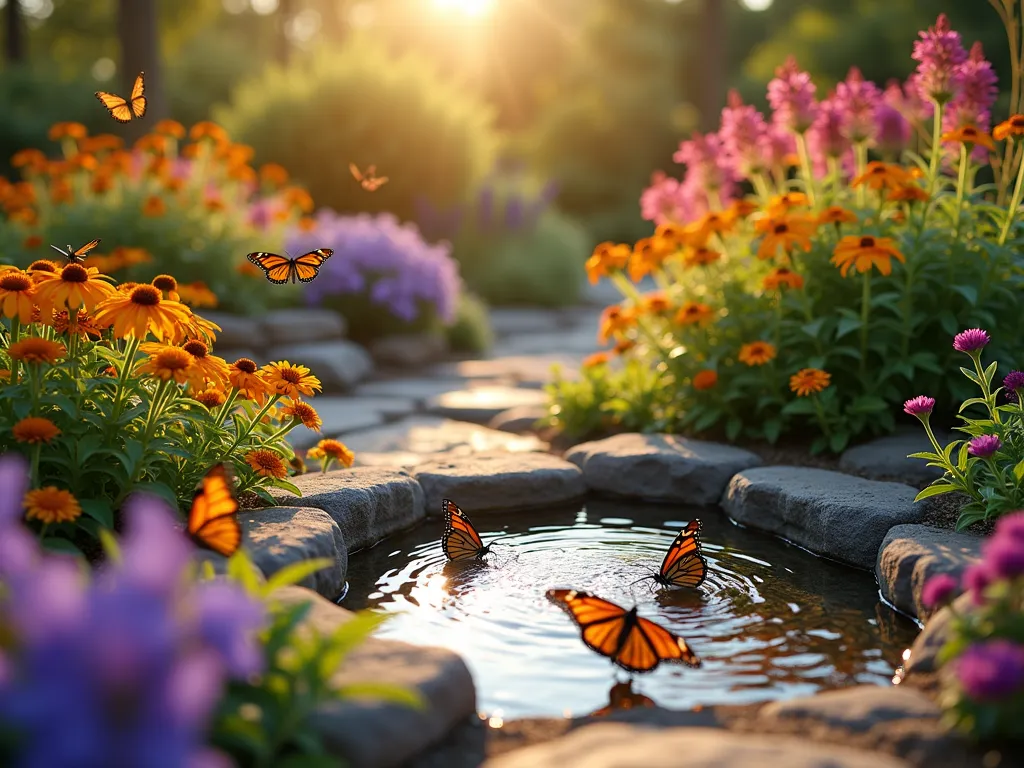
left=91, top=284, right=193, bottom=341
left=228, top=165, right=257, bottom=185
left=586, top=242, right=631, bottom=285
left=851, top=162, right=912, bottom=190
left=204, top=195, right=226, bottom=213
left=789, top=367, right=831, bottom=397
left=6, top=337, right=66, bottom=365
left=153, top=119, right=186, bottom=139
left=738, top=341, right=777, bottom=366
left=307, top=439, right=355, bottom=468
left=282, top=400, right=323, bottom=431
left=151, top=274, right=180, bottom=301
left=181, top=340, right=230, bottom=389
left=613, top=338, right=636, bottom=355
left=176, top=281, right=218, bottom=309
left=236, top=261, right=262, bottom=278
left=762, top=267, right=804, bottom=291
left=11, top=148, right=48, bottom=173
left=136, top=132, right=169, bottom=153
left=12, top=416, right=61, bottom=444
left=692, top=370, right=718, bottom=390
left=941, top=124, right=995, bottom=151
left=51, top=310, right=103, bottom=341
left=23, top=235, right=43, bottom=250
left=142, top=195, right=166, bottom=217
left=192, top=387, right=227, bottom=409
left=79, top=134, right=124, bottom=154
left=178, top=311, right=220, bottom=346
left=48, top=122, right=88, bottom=141
left=0, top=270, right=37, bottom=323
left=50, top=179, right=74, bottom=205
left=629, top=236, right=674, bottom=282
left=681, top=245, right=722, bottom=268
left=597, top=305, right=635, bottom=344
left=675, top=301, right=714, bottom=326
left=639, top=291, right=671, bottom=315
left=189, top=121, right=229, bottom=144
left=994, top=115, right=1024, bottom=142
left=755, top=215, right=817, bottom=260
left=298, top=217, right=318, bottom=232
left=135, top=345, right=194, bottom=384
left=831, top=235, right=906, bottom=277
left=228, top=358, right=269, bottom=403
left=24, top=487, right=82, bottom=524
left=32, top=263, right=117, bottom=313
left=887, top=185, right=930, bottom=203
left=259, top=163, right=289, bottom=187
left=682, top=210, right=732, bottom=247
left=91, top=172, right=115, bottom=195
left=245, top=449, right=288, bottom=479
left=112, top=247, right=152, bottom=267
left=767, top=192, right=810, bottom=216
left=724, top=198, right=759, bottom=223
left=260, top=361, right=321, bottom=399
left=281, top=186, right=314, bottom=213
left=817, top=206, right=857, bottom=225
left=654, top=222, right=686, bottom=247
left=67, top=153, right=98, bottom=172
left=26, top=260, right=60, bottom=280
left=583, top=351, right=611, bottom=368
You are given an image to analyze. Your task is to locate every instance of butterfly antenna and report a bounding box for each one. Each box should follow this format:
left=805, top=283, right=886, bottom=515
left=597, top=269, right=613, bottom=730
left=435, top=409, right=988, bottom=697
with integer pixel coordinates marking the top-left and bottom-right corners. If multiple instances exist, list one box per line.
left=49, top=244, right=67, bottom=256
left=627, top=575, right=655, bottom=589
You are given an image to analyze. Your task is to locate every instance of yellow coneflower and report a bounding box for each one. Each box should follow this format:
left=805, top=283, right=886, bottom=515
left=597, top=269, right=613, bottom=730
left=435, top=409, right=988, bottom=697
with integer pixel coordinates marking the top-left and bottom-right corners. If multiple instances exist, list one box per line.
left=681, top=246, right=722, bottom=268
left=994, top=115, right=1024, bottom=142
left=24, top=486, right=82, bottom=524
left=762, top=267, right=805, bottom=291
left=654, top=222, right=686, bottom=247
left=48, top=122, right=88, bottom=141
left=181, top=340, right=230, bottom=389
left=51, top=310, right=102, bottom=340
left=175, top=281, right=218, bottom=309
left=738, top=341, right=777, bottom=366
left=91, top=284, right=193, bottom=341
left=831, top=235, right=905, bottom=277
left=0, top=270, right=37, bottom=323
left=887, top=185, right=930, bottom=203
left=675, top=301, right=714, bottom=326
left=639, top=291, right=671, bottom=315
left=32, top=263, right=117, bottom=313
left=597, top=305, right=636, bottom=344
left=151, top=275, right=180, bottom=302
left=724, top=198, right=759, bottom=223
left=245, top=449, right=288, bottom=479
left=629, top=236, right=674, bottom=282
left=817, top=206, right=857, bottom=225
left=153, top=120, right=186, bottom=139
left=583, top=351, right=611, bottom=368
left=282, top=400, right=323, bottom=431
left=19, top=259, right=55, bottom=275
left=682, top=210, right=733, bottom=248
left=7, top=337, right=66, bottom=365
left=190, top=121, right=229, bottom=144
left=260, top=361, right=322, bottom=399
left=692, top=370, right=718, bottom=390
left=12, top=416, right=61, bottom=444
left=941, top=124, right=996, bottom=151
left=766, top=192, right=810, bottom=216
left=259, top=163, right=289, bottom=186
left=585, top=242, right=631, bottom=285
left=228, top=357, right=269, bottom=403
left=112, top=247, right=153, bottom=267
left=307, top=439, right=355, bottom=468
left=192, top=387, right=227, bottom=409
left=178, top=311, right=220, bottom=346
left=135, top=345, right=195, bottom=384
left=141, top=195, right=166, bottom=217
left=790, top=368, right=831, bottom=397
left=851, top=161, right=912, bottom=190
left=755, top=215, right=817, bottom=260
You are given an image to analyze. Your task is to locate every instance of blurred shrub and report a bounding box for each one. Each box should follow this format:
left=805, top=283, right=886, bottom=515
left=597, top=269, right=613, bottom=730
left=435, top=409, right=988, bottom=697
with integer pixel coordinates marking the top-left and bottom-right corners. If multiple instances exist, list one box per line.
left=288, top=211, right=461, bottom=343
left=445, top=291, right=494, bottom=354
left=0, top=120, right=316, bottom=315
left=215, top=36, right=499, bottom=225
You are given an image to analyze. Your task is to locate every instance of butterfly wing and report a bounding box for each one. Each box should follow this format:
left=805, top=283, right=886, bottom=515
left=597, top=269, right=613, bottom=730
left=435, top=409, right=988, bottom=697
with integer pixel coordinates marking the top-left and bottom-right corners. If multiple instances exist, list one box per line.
left=130, top=72, right=147, bottom=118
left=442, top=498, right=486, bottom=561
left=292, top=248, right=333, bottom=283
left=349, top=162, right=364, bottom=181
left=546, top=588, right=634, bottom=662
left=247, top=252, right=295, bottom=285
left=72, top=239, right=102, bottom=260
left=630, top=615, right=702, bottom=670
left=658, top=519, right=708, bottom=589
left=95, top=91, right=133, bottom=123
left=187, top=464, right=241, bottom=557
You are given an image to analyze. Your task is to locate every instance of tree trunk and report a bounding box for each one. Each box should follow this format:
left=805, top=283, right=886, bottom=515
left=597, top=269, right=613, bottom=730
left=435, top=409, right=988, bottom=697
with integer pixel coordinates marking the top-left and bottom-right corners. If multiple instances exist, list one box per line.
left=118, top=0, right=165, bottom=133
left=5, top=0, right=25, bottom=64
left=697, top=0, right=726, bottom=132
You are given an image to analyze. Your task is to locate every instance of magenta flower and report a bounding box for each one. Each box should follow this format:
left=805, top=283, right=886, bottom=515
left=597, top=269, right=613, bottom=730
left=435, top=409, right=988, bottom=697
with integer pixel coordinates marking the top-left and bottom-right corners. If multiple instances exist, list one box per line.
left=875, top=99, right=911, bottom=157
left=984, top=537, right=1024, bottom=581
left=968, top=434, right=1002, bottom=458
left=672, top=131, right=737, bottom=198
left=955, top=639, right=1024, bottom=701
left=911, top=13, right=968, bottom=104
left=945, top=42, right=998, bottom=132
left=833, top=67, right=882, bottom=144
left=994, top=512, right=1024, bottom=543
left=953, top=328, right=990, bottom=353
left=1003, top=370, right=1024, bottom=403
left=921, top=573, right=958, bottom=609
left=807, top=95, right=851, bottom=173
left=767, top=56, right=818, bottom=134
left=719, top=89, right=770, bottom=177
left=903, top=395, right=935, bottom=418
left=639, top=172, right=700, bottom=226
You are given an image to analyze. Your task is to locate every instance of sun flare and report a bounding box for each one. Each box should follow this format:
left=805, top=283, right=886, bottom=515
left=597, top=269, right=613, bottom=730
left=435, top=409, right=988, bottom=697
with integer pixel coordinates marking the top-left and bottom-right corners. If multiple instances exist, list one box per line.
left=431, top=0, right=496, bottom=18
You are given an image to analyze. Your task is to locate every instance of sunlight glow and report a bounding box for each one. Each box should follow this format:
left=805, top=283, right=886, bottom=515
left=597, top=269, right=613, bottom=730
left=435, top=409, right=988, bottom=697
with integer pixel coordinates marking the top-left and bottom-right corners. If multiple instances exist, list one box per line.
left=431, top=0, right=496, bottom=18
left=740, top=0, right=774, bottom=10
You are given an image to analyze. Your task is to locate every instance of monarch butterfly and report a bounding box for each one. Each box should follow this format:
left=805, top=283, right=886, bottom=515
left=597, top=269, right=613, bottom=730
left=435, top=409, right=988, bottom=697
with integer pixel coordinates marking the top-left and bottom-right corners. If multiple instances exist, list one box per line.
left=246, top=248, right=333, bottom=284
left=349, top=163, right=389, bottom=192
left=442, top=499, right=492, bottom=561
left=589, top=680, right=656, bottom=718
left=638, top=520, right=708, bottom=589
left=50, top=239, right=101, bottom=264
left=95, top=72, right=147, bottom=123
left=546, top=588, right=701, bottom=673
left=187, top=464, right=241, bottom=557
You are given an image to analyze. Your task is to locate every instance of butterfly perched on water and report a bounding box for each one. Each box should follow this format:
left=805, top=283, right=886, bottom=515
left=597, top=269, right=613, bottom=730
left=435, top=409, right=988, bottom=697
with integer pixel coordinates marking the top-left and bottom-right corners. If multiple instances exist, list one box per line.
left=637, top=520, right=708, bottom=590
left=349, top=163, right=388, bottom=192
left=442, top=499, right=493, bottom=561
left=546, top=588, right=701, bottom=673
left=187, top=463, right=241, bottom=557
left=50, top=239, right=101, bottom=264
left=95, top=72, right=147, bottom=123
left=246, top=248, right=333, bottom=285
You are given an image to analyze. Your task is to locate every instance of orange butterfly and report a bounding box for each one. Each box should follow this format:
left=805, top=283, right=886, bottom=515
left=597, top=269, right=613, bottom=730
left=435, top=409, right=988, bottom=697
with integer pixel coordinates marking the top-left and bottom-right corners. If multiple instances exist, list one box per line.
left=95, top=72, right=147, bottom=123
left=246, top=248, right=333, bottom=284
left=547, top=588, right=702, bottom=673
left=50, top=238, right=101, bottom=264
left=442, top=499, right=492, bottom=561
left=187, top=464, right=241, bottom=557
left=589, top=680, right=656, bottom=717
left=638, top=520, right=708, bottom=589
left=349, top=163, right=389, bottom=192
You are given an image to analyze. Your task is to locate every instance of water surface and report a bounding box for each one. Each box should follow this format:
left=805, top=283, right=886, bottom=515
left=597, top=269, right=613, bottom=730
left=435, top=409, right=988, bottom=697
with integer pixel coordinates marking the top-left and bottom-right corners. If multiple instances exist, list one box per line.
left=341, top=499, right=918, bottom=719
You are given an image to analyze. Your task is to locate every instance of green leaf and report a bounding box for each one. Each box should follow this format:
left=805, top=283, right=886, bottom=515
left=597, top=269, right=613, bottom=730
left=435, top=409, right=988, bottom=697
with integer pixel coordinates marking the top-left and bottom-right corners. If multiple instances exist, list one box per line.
left=41, top=537, right=84, bottom=556
left=129, top=482, right=179, bottom=509
left=801, top=317, right=826, bottom=337
left=335, top=682, right=425, bottom=709
left=690, top=407, right=722, bottom=433
left=762, top=418, right=782, bottom=444
left=227, top=551, right=264, bottom=595
left=725, top=416, right=742, bottom=442
left=263, top=558, right=335, bottom=595
left=907, top=451, right=940, bottom=461
left=78, top=499, right=114, bottom=529
left=939, top=311, right=959, bottom=336
left=1013, top=459, right=1024, bottom=481
left=952, top=284, right=978, bottom=305
left=781, top=398, right=817, bottom=416
left=834, top=315, right=862, bottom=339
left=849, top=395, right=888, bottom=414
left=99, top=529, right=122, bottom=564
left=829, top=431, right=850, bottom=453
left=959, top=366, right=981, bottom=386
left=915, top=483, right=961, bottom=501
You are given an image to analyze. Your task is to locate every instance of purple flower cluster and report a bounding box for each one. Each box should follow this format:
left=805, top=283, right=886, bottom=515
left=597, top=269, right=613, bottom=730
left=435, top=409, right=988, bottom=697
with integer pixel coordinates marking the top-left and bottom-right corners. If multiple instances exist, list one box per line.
left=0, top=455, right=265, bottom=767
left=962, top=512, right=1024, bottom=605
left=1003, top=371, right=1024, bottom=403
left=640, top=171, right=704, bottom=226
left=953, top=328, right=990, bottom=353
left=767, top=56, right=818, bottom=134
left=956, top=640, right=1024, bottom=702
left=290, top=211, right=461, bottom=325
left=673, top=132, right=737, bottom=198
left=911, top=13, right=969, bottom=104
left=903, top=395, right=936, bottom=418
left=719, top=90, right=771, bottom=177
left=945, top=42, right=999, bottom=133
left=968, top=434, right=1002, bottom=459
left=833, top=68, right=883, bottom=144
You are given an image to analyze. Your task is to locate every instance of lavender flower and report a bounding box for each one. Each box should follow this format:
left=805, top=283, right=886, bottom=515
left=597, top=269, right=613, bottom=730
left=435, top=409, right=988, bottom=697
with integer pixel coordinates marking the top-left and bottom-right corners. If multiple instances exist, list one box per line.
left=0, top=453, right=35, bottom=578
left=903, top=395, right=935, bottom=418
left=719, top=90, right=770, bottom=177
left=504, top=196, right=524, bottom=231
left=945, top=42, right=998, bottom=132
left=967, top=434, right=1002, bottom=458
left=911, top=14, right=968, bottom=104
left=640, top=172, right=700, bottom=226
left=807, top=96, right=851, bottom=174
left=994, top=511, right=1024, bottom=543
left=962, top=562, right=992, bottom=605
left=921, top=573, right=959, bottom=609
left=767, top=56, right=818, bottom=134
left=832, top=67, right=882, bottom=144
left=1003, top=371, right=1024, bottom=403
left=673, top=131, right=737, bottom=196
left=875, top=97, right=912, bottom=157
left=984, top=537, right=1024, bottom=580
left=953, top=328, right=990, bottom=353
left=955, top=640, right=1024, bottom=701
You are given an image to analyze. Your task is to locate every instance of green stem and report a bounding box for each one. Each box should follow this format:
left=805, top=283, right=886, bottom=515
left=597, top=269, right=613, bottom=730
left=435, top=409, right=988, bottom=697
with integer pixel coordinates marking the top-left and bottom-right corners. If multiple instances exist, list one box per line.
left=998, top=140, right=1024, bottom=244
left=110, top=335, right=142, bottom=425
left=921, top=418, right=969, bottom=487
left=10, top=317, right=21, bottom=383
left=953, top=143, right=969, bottom=239
left=854, top=142, right=869, bottom=209
left=812, top=396, right=832, bottom=437
left=30, top=442, right=41, bottom=488
left=859, top=270, right=872, bottom=382
left=773, top=296, right=783, bottom=353
left=900, top=262, right=915, bottom=360
left=795, top=132, right=817, bottom=209
left=223, top=394, right=282, bottom=459
left=926, top=99, right=945, bottom=198
left=971, top=352, right=1001, bottom=425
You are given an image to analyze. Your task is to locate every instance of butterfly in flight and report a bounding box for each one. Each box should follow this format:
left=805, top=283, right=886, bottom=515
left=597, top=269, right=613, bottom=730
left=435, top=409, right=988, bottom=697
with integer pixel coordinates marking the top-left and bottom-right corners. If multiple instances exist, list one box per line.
left=187, top=463, right=242, bottom=557
left=246, top=248, right=333, bottom=285
left=546, top=588, right=702, bottom=673
left=349, top=163, right=389, bottom=192
left=442, top=498, right=493, bottom=561
left=635, top=520, right=708, bottom=590
left=95, top=71, right=147, bottom=124
left=50, top=239, right=101, bottom=264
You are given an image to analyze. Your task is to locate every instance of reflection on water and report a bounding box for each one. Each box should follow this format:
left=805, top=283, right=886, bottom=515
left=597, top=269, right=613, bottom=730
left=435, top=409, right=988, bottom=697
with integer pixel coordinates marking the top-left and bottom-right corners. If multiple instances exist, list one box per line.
left=341, top=499, right=919, bottom=719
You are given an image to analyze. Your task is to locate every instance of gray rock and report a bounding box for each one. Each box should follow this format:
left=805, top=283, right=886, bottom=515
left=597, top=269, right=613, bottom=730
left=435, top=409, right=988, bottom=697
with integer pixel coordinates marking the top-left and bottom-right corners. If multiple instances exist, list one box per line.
left=286, top=397, right=392, bottom=450
left=876, top=524, right=982, bottom=621
left=758, top=685, right=940, bottom=732
left=414, top=451, right=586, bottom=515
left=353, top=451, right=425, bottom=469
left=427, top=385, right=549, bottom=424
left=429, top=354, right=582, bottom=387
left=490, top=327, right=600, bottom=357
left=343, top=416, right=547, bottom=457
left=259, top=307, right=346, bottom=345
left=202, top=311, right=259, bottom=349
left=354, top=377, right=470, bottom=405
left=243, top=507, right=347, bottom=599
left=720, top=467, right=927, bottom=570
left=566, top=433, right=762, bottom=506
left=489, top=308, right=565, bottom=336
left=265, top=340, right=374, bottom=392
left=268, top=468, right=425, bottom=552
left=369, top=332, right=448, bottom=369
left=488, top=405, right=550, bottom=434
left=274, top=586, right=476, bottom=768
left=214, top=348, right=259, bottom=366
left=483, top=724, right=910, bottom=768
left=840, top=427, right=950, bottom=485
left=905, top=592, right=974, bottom=675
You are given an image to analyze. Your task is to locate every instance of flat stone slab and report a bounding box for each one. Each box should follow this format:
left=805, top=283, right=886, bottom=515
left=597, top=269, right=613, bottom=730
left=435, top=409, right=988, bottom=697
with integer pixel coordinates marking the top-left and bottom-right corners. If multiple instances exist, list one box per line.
left=428, top=354, right=582, bottom=387
left=266, top=340, right=373, bottom=392
left=286, top=397, right=394, bottom=450
left=414, top=452, right=586, bottom=516
left=259, top=307, right=347, bottom=345
left=268, top=468, right=425, bottom=552
left=354, top=377, right=472, bottom=405
left=488, top=405, right=549, bottom=434
left=876, top=524, right=981, bottom=621
left=490, top=327, right=600, bottom=357
left=202, top=311, right=259, bottom=349
left=369, top=332, right=447, bottom=368
left=720, top=467, right=926, bottom=570
left=758, top=685, right=940, bottom=732
left=353, top=450, right=425, bottom=469
left=427, top=385, right=549, bottom=423
left=489, top=308, right=567, bottom=336
left=484, top=724, right=910, bottom=768
left=275, top=586, right=476, bottom=768
left=839, top=427, right=949, bottom=485
left=905, top=592, right=974, bottom=675
left=565, top=433, right=762, bottom=506
left=243, top=507, right=347, bottom=599
left=342, top=416, right=547, bottom=458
